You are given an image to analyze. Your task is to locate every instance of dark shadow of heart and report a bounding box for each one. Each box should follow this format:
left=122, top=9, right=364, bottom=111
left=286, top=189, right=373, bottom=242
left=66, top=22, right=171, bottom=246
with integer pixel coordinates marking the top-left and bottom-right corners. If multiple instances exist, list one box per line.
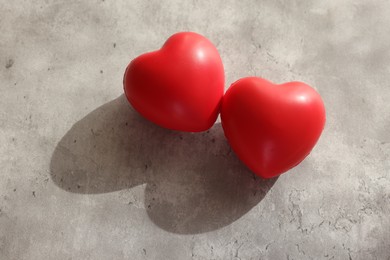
left=50, top=94, right=278, bottom=234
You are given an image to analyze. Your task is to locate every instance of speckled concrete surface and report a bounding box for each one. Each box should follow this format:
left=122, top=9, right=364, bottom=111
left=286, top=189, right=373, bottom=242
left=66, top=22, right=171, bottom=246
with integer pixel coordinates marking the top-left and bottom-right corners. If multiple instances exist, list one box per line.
left=1, top=0, right=389, bottom=259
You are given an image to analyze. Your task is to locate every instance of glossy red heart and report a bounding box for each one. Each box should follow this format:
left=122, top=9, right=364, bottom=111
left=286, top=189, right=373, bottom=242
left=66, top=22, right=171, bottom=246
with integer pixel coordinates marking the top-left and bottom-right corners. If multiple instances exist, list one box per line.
left=123, top=32, right=224, bottom=132
left=221, top=77, right=326, bottom=178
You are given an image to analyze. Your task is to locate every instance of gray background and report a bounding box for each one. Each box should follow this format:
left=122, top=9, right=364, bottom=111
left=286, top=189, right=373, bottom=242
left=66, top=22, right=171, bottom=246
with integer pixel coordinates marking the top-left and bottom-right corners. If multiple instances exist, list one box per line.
left=1, top=0, right=389, bottom=259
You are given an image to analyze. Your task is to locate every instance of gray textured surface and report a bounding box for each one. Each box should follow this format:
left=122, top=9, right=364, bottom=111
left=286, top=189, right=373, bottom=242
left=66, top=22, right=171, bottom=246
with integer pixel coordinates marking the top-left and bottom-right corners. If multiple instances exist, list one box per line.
left=1, top=0, right=389, bottom=259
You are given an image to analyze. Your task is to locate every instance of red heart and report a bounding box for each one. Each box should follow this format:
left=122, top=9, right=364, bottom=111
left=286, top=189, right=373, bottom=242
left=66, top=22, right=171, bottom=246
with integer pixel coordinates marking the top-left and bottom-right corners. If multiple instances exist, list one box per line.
left=123, top=32, right=224, bottom=132
left=221, top=77, right=326, bottom=178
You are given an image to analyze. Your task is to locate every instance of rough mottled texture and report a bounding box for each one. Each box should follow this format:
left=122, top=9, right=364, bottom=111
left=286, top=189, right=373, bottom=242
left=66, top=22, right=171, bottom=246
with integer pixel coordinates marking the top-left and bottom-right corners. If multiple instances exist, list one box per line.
left=1, top=0, right=389, bottom=259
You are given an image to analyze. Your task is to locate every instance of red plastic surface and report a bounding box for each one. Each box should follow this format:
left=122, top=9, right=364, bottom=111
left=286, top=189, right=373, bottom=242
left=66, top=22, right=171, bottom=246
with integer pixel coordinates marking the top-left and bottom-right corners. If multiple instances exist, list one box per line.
left=124, top=32, right=224, bottom=132
left=221, top=77, right=326, bottom=178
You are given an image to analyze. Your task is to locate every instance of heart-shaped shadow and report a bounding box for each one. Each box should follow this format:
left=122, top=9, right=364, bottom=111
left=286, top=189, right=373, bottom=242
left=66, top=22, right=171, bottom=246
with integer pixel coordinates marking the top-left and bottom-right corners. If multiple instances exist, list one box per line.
left=50, top=94, right=278, bottom=234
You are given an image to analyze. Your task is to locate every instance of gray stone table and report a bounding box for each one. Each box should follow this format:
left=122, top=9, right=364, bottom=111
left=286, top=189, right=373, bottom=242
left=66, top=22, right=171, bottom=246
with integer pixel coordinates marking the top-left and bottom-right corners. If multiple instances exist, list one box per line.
left=1, top=0, right=389, bottom=259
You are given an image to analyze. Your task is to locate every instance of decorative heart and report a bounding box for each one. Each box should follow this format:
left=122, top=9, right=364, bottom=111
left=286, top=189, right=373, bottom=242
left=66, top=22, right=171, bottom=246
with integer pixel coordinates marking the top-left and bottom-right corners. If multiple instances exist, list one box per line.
left=221, top=77, right=326, bottom=178
left=123, top=32, right=224, bottom=132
